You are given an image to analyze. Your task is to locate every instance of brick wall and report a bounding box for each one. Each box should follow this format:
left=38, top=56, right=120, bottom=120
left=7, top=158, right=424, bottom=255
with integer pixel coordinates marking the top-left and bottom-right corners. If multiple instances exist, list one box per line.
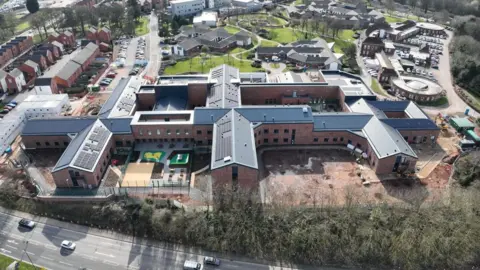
left=211, top=164, right=259, bottom=189
left=188, top=83, right=208, bottom=107
left=136, top=92, right=156, bottom=110
left=240, top=85, right=340, bottom=105
left=22, top=135, right=71, bottom=149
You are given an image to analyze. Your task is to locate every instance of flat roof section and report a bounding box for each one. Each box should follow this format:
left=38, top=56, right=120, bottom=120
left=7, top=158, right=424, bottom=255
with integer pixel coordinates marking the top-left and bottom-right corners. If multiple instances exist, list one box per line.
left=417, top=23, right=444, bottom=31
left=392, top=76, right=443, bottom=96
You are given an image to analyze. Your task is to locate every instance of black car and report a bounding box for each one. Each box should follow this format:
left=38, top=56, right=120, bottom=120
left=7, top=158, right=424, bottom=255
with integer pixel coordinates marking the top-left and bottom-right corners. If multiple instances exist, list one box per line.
left=129, top=70, right=138, bottom=75
left=18, top=219, right=36, bottom=229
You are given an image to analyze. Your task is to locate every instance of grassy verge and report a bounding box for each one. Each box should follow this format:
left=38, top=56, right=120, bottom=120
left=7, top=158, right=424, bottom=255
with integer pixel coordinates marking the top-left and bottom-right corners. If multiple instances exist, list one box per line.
left=337, top=29, right=355, bottom=42
left=371, top=78, right=388, bottom=96
left=324, top=37, right=353, bottom=54
left=230, top=47, right=245, bottom=54
left=164, top=55, right=262, bottom=74
left=267, top=27, right=304, bottom=44
left=224, top=25, right=241, bottom=34
left=0, top=253, right=45, bottom=270
left=135, top=17, right=149, bottom=36
left=385, top=15, right=405, bottom=23
left=260, top=39, right=279, bottom=47
left=417, top=96, right=449, bottom=107
left=270, top=63, right=280, bottom=68
left=460, top=89, right=480, bottom=112
left=15, top=21, right=30, bottom=32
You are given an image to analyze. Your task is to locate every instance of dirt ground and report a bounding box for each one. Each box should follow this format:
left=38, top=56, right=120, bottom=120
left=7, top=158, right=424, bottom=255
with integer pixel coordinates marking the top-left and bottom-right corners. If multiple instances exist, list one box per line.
left=260, top=149, right=448, bottom=206
left=26, top=149, right=64, bottom=188
left=72, top=92, right=111, bottom=116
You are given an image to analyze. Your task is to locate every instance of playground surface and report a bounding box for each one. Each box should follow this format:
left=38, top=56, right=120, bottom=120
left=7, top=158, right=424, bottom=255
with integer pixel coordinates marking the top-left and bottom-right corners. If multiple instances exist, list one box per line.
left=170, top=153, right=190, bottom=165
left=142, top=150, right=165, bottom=162
left=122, top=163, right=154, bottom=187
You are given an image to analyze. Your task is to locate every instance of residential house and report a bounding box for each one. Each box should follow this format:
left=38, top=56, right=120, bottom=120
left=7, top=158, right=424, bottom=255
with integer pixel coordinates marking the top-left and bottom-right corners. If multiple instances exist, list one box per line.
left=54, top=61, right=82, bottom=88
left=99, top=42, right=111, bottom=52
left=0, top=70, right=7, bottom=93
left=34, top=77, right=59, bottom=95
left=71, top=42, right=99, bottom=71
left=51, top=41, right=65, bottom=54
left=256, top=39, right=342, bottom=69
left=29, top=54, right=48, bottom=71
left=86, top=26, right=98, bottom=40
left=173, top=27, right=252, bottom=56
left=4, top=44, right=18, bottom=57
left=5, top=68, right=26, bottom=93
left=58, top=31, right=76, bottom=47
left=19, top=60, right=41, bottom=81
left=98, top=27, right=112, bottom=43
left=35, top=49, right=55, bottom=65
left=0, top=47, right=14, bottom=68
left=360, top=36, right=385, bottom=57
left=40, top=44, right=62, bottom=60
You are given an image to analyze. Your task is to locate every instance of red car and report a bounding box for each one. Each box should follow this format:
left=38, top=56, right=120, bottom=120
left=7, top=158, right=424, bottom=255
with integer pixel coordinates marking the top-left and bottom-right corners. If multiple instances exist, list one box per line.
left=106, top=72, right=116, bottom=79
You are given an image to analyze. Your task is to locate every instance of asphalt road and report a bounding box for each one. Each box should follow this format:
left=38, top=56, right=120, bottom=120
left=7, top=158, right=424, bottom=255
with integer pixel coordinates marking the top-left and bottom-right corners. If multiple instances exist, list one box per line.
left=144, top=12, right=161, bottom=79
left=0, top=211, right=316, bottom=270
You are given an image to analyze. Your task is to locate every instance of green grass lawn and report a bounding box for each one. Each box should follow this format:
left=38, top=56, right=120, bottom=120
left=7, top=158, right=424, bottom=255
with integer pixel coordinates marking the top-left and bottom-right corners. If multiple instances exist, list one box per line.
left=268, top=27, right=304, bottom=44
left=33, top=34, right=43, bottom=44
left=15, top=21, right=30, bottom=32
left=460, top=89, right=480, bottom=112
left=270, top=63, right=280, bottom=68
left=370, top=78, right=388, bottom=96
left=324, top=37, right=353, bottom=54
left=384, top=15, right=405, bottom=23
left=337, top=29, right=355, bottom=42
left=230, top=47, right=246, bottom=54
left=135, top=17, right=149, bottom=36
left=0, top=253, right=44, bottom=270
left=260, top=39, right=279, bottom=47
left=224, top=25, right=241, bottom=34
left=164, top=55, right=262, bottom=74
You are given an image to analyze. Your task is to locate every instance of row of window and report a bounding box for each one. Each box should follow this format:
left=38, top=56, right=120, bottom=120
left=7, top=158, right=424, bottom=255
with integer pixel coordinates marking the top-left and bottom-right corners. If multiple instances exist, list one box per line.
left=36, top=141, right=69, bottom=147
left=138, top=129, right=212, bottom=136
left=258, top=128, right=293, bottom=135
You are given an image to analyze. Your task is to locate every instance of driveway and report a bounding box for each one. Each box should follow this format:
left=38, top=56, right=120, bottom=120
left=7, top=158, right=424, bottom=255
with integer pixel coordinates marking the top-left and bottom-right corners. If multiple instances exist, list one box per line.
left=422, top=31, right=479, bottom=117
left=262, top=62, right=285, bottom=74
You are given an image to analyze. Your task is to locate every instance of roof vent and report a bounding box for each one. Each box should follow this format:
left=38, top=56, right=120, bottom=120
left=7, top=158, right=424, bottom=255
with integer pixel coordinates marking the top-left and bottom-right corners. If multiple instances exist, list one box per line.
left=244, top=143, right=247, bottom=147
left=302, top=107, right=308, bottom=113
left=322, top=121, right=326, bottom=128
left=223, top=156, right=232, bottom=162
left=211, top=114, right=213, bottom=121
left=264, top=114, right=266, bottom=121
left=272, top=117, right=275, bottom=122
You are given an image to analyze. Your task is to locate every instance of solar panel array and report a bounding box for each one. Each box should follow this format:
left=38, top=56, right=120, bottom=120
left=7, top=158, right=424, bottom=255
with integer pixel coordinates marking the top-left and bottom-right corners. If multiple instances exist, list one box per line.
left=215, top=114, right=232, bottom=161
left=117, top=94, right=135, bottom=112
left=73, top=124, right=111, bottom=170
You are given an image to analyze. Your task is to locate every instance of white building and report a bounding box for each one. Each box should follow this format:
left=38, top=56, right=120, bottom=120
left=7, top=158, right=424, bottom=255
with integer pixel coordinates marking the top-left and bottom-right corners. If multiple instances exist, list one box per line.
left=16, top=94, right=70, bottom=120
left=232, top=0, right=254, bottom=6
left=0, top=109, right=27, bottom=154
left=193, top=11, right=218, bottom=27
left=170, top=0, right=205, bottom=16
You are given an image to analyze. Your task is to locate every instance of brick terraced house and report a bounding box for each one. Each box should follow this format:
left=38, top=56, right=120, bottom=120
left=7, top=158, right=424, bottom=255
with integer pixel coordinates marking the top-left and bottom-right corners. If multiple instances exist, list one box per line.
left=21, top=65, right=439, bottom=190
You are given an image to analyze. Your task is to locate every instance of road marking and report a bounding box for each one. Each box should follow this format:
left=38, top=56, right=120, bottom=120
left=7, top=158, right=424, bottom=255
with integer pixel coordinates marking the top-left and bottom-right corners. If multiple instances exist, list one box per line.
left=10, top=234, right=22, bottom=240
left=7, top=239, right=18, bottom=245
left=26, top=251, right=35, bottom=256
left=44, top=244, right=57, bottom=250
left=59, top=261, right=73, bottom=266
left=28, top=240, right=40, bottom=245
left=128, top=266, right=140, bottom=270
left=80, top=254, right=98, bottom=261
left=0, top=248, right=11, bottom=254
left=103, top=260, right=119, bottom=266
left=5, top=245, right=17, bottom=250
left=49, top=235, right=63, bottom=239
left=95, top=251, right=115, bottom=258
left=40, top=256, right=53, bottom=261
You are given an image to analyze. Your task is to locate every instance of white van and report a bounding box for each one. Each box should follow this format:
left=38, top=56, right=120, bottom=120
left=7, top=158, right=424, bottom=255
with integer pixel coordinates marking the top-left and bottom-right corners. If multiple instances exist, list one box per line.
left=183, top=260, right=202, bottom=270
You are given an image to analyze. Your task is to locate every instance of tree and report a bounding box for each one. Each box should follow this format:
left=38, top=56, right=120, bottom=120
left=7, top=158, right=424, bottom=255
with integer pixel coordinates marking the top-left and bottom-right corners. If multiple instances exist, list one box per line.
left=62, top=8, right=78, bottom=33
left=0, top=13, right=18, bottom=35
left=124, top=9, right=136, bottom=35
left=26, top=0, right=40, bottom=14
left=127, top=0, right=141, bottom=21
left=75, top=6, right=91, bottom=36
left=420, top=0, right=432, bottom=13
left=30, top=13, right=44, bottom=40
left=408, top=0, right=417, bottom=10
left=171, top=20, right=179, bottom=35
left=385, top=0, right=395, bottom=14
left=343, top=43, right=357, bottom=61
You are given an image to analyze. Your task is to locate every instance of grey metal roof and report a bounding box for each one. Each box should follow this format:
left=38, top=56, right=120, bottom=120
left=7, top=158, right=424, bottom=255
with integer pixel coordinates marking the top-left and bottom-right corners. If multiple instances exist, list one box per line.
left=0, top=69, right=7, bottom=79
left=57, top=61, right=81, bottom=80
left=404, top=102, right=428, bottom=119
left=52, top=123, right=94, bottom=172
left=367, top=100, right=409, bottom=111
left=236, top=106, right=314, bottom=123
left=22, top=118, right=96, bottom=136
left=85, top=42, right=99, bottom=52
left=23, top=60, right=38, bottom=69
left=178, top=39, right=201, bottom=51
left=100, top=118, right=133, bottom=134
left=207, top=65, right=241, bottom=108
left=313, top=113, right=372, bottom=131
left=98, top=77, right=130, bottom=117
left=72, top=44, right=97, bottom=65
left=9, top=68, right=22, bottom=77
left=211, top=109, right=258, bottom=170
left=34, top=77, right=52, bottom=86
left=381, top=119, right=439, bottom=130
left=349, top=99, right=387, bottom=119
left=193, top=108, right=230, bottom=125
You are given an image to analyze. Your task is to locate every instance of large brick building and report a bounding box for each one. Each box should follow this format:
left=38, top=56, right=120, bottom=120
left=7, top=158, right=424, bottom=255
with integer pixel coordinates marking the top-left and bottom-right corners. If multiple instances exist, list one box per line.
left=21, top=65, right=439, bottom=190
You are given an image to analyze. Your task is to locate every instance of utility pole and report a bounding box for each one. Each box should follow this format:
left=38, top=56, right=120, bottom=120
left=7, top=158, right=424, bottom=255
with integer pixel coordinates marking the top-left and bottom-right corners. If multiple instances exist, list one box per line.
left=21, top=241, right=38, bottom=270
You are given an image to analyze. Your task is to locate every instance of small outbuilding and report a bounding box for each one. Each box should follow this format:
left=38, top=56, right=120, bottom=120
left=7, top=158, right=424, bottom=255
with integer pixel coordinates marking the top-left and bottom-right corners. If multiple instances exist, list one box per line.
left=449, top=117, right=475, bottom=133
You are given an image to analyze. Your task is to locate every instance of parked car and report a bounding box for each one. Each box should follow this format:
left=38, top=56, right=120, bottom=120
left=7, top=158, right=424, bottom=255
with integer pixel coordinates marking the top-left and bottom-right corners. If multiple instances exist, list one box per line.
left=129, top=70, right=138, bottom=75
left=106, top=72, right=117, bottom=79
left=204, top=256, right=220, bottom=266
left=61, top=240, right=76, bottom=250
left=18, top=219, right=36, bottom=229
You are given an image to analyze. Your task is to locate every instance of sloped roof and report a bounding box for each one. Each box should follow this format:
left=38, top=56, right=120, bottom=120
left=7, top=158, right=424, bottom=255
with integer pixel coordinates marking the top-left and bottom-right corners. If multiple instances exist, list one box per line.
left=313, top=112, right=372, bottom=131
left=100, top=118, right=133, bottom=134
left=57, top=61, right=81, bottom=80
left=381, top=118, right=439, bottom=130
left=0, top=69, right=7, bottom=79
left=236, top=106, right=314, bottom=123
left=9, top=68, right=22, bottom=77
left=72, top=43, right=98, bottom=65
left=193, top=108, right=231, bottom=125
left=52, top=123, right=95, bottom=172
left=22, top=118, right=97, bottom=136
left=178, top=38, right=201, bottom=51
left=23, top=60, right=39, bottom=69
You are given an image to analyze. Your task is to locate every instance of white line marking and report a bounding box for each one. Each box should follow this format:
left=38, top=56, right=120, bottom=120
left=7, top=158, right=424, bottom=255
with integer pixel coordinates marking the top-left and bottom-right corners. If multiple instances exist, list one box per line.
left=41, top=256, right=53, bottom=261
left=128, top=266, right=140, bottom=270
left=10, top=234, right=22, bottom=240
left=7, top=240, right=18, bottom=244
left=5, top=245, right=17, bottom=250
left=44, top=244, right=57, bottom=250
left=80, top=254, right=98, bottom=261
left=49, top=235, right=63, bottom=239
left=103, top=260, right=119, bottom=266
left=26, top=251, right=35, bottom=256
left=59, top=261, right=73, bottom=266
left=0, top=248, right=11, bottom=254
left=95, top=251, right=115, bottom=258
left=28, top=240, right=40, bottom=245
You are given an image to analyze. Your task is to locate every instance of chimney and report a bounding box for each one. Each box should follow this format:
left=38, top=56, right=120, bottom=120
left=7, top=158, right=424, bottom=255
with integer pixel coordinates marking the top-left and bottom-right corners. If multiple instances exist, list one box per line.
left=264, top=114, right=266, bottom=121
left=322, top=121, right=326, bottom=128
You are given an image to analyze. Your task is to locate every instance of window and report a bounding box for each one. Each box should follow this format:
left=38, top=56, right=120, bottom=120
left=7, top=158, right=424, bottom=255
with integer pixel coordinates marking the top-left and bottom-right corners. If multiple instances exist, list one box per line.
left=264, top=129, right=269, bottom=134
left=356, top=143, right=361, bottom=148
left=340, top=137, right=344, bottom=142
left=115, top=141, right=123, bottom=147
left=36, top=142, right=41, bottom=146
left=208, top=139, right=212, bottom=145
left=273, top=138, right=279, bottom=143
left=167, top=129, right=171, bottom=135
left=197, top=140, right=203, bottom=145
left=157, top=129, right=160, bottom=135
left=45, top=142, right=50, bottom=146
left=324, top=138, right=329, bottom=143
left=207, top=130, right=212, bottom=135
left=148, top=130, right=152, bottom=136
left=258, top=140, right=261, bottom=144
left=139, top=129, right=143, bottom=135
left=274, top=129, right=279, bottom=134
left=348, top=139, right=352, bottom=144
left=314, top=138, right=319, bottom=142
left=333, top=137, right=337, bottom=142
left=126, top=141, right=132, bottom=146
left=283, top=138, right=288, bottom=143
left=64, top=142, right=69, bottom=146
left=164, top=117, right=170, bottom=122
left=284, top=129, right=289, bottom=133
left=197, top=130, right=202, bottom=135
left=176, top=129, right=180, bottom=135
left=264, top=138, right=268, bottom=143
